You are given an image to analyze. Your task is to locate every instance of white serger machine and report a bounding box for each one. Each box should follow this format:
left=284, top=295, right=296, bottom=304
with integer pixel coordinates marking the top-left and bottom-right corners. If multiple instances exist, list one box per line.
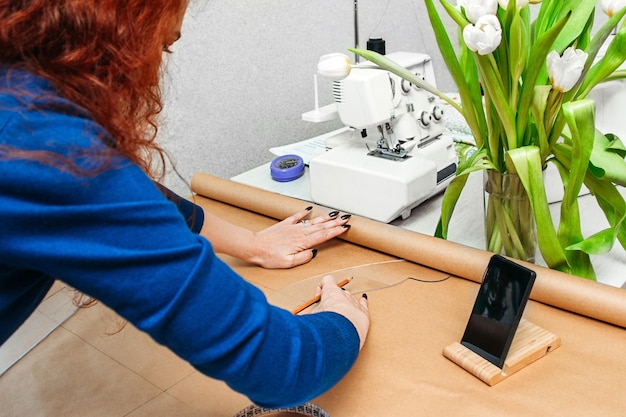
left=304, top=51, right=458, bottom=223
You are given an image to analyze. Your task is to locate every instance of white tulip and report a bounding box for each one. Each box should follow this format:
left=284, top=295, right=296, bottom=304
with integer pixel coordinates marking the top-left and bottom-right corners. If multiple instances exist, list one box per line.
left=317, top=53, right=352, bottom=81
left=547, top=47, right=588, bottom=92
left=498, top=0, right=529, bottom=9
left=599, top=0, right=626, bottom=17
left=457, top=0, right=498, bottom=23
left=462, top=14, right=502, bottom=55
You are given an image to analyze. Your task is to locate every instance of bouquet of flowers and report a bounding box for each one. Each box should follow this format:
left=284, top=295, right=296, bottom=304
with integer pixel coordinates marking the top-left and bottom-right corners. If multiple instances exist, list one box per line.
left=347, top=0, right=626, bottom=279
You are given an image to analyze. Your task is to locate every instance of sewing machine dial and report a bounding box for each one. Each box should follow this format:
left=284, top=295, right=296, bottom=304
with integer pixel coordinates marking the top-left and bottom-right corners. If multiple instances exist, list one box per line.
left=400, top=72, right=427, bottom=95
left=401, top=79, right=412, bottom=94
left=432, top=106, right=444, bottom=122
left=419, top=111, right=432, bottom=127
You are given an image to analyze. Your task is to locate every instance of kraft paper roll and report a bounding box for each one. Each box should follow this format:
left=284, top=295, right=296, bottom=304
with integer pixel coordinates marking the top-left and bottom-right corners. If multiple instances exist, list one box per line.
left=191, top=172, right=626, bottom=328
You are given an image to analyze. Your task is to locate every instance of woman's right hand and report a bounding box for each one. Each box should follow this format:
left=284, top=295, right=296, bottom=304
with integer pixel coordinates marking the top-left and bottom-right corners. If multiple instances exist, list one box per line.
left=312, top=275, right=370, bottom=349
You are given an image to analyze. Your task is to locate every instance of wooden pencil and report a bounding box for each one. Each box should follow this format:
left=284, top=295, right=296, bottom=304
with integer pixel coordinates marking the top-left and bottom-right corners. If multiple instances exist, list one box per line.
left=291, top=277, right=352, bottom=314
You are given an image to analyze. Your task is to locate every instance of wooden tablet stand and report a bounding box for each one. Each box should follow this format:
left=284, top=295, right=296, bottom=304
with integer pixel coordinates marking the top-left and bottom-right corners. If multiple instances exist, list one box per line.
left=443, top=319, right=561, bottom=386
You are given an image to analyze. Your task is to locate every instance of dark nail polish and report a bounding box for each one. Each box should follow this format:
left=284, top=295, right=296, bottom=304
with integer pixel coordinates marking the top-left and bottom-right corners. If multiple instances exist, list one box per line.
left=341, top=224, right=351, bottom=230
left=311, top=249, right=318, bottom=259
left=341, top=214, right=352, bottom=221
left=305, top=206, right=313, bottom=211
left=362, top=293, right=368, bottom=300
left=328, top=211, right=340, bottom=218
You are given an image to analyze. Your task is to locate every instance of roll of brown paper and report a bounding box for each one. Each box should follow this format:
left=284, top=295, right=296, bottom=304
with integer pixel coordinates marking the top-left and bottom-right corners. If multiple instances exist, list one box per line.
left=191, top=172, right=626, bottom=328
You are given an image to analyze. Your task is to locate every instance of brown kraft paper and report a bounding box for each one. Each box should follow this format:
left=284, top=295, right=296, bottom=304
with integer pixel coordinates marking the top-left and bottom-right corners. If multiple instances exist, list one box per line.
left=191, top=172, right=626, bottom=329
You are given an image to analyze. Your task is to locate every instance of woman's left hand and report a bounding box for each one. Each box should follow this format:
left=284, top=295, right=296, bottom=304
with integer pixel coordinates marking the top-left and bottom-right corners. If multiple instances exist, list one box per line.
left=252, top=207, right=351, bottom=269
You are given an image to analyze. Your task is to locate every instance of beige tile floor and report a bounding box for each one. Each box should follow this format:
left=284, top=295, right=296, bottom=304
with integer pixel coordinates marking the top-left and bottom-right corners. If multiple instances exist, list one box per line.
left=0, top=282, right=256, bottom=417
left=0, top=282, right=76, bottom=376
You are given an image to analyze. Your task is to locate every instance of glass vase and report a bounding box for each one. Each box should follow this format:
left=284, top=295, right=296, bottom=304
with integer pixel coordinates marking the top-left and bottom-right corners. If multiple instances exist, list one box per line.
left=483, top=170, right=537, bottom=263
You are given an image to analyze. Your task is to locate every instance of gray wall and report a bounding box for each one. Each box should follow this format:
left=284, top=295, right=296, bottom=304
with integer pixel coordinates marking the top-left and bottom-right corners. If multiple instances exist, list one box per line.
left=158, top=0, right=457, bottom=194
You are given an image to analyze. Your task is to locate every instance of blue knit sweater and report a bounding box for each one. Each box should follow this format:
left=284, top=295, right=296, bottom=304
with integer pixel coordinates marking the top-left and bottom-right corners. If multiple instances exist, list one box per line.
left=0, top=68, right=359, bottom=408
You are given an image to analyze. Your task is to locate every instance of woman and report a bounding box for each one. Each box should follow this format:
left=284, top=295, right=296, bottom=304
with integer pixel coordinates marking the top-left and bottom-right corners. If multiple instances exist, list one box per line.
left=0, top=0, right=369, bottom=409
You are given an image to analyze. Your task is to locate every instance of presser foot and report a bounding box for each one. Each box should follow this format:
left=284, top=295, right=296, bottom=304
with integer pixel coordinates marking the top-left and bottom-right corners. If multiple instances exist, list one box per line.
left=367, top=146, right=410, bottom=162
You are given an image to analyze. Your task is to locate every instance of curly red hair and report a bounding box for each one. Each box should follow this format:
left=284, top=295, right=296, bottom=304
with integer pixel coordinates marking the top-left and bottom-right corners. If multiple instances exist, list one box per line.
left=0, top=0, right=188, bottom=178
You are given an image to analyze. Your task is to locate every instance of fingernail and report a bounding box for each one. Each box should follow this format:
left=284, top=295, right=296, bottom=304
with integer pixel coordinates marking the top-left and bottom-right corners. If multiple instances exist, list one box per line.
left=341, top=214, right=352, bottom=221
left=341, top=224, right=351, bottom=230
left=311, top=249, right=318, bottom=259
left=305, top=206, right=313, bottom=211
left=328, top=210, right=340, bottom=218
left=362, top=293, right=368, bottom=300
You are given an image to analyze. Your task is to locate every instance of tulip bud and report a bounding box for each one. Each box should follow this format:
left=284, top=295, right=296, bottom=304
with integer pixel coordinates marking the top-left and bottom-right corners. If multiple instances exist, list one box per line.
left=457, top=0, right=498, bottom=23
left=462, top=14, right=502, bottom=55
left=317, top=53, right=352, bottom=81
left=599, top=0, right=626, bottom=17
left=547, top=47, right=588, bottom=92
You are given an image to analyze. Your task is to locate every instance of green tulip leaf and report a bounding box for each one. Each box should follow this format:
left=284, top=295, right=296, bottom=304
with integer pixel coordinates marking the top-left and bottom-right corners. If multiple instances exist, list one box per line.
left=556, top=100, right=596, bottom=278
left=566, top=224, right=622, bottom=255
left=435, top=174, right=469, bottom=239
left=530, top=85, right=552, bottom=158
left=561, top=100, right=595, bottom=210
left=424, top=0, right=488, bottom=144
left=435, top=148, right=491, bottom=238
left=579, top=20, right=626, bottom=98
left=505, top=147, right=570, bottom=273
left=516, top=11, right=571, bottom=138
left=589, top=132, right=626, bottom=185
left=539, top=0, right=596, bottom=54
left=583, top=174, right=626, bottom=251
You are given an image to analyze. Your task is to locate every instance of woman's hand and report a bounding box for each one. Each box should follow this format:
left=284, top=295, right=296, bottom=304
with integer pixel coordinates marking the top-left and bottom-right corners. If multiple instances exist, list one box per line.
left=251, top=207, right=351, bottom=269
left=311, top=275, right=370, bottom=350
left=200, top=206, right=351, bottom=269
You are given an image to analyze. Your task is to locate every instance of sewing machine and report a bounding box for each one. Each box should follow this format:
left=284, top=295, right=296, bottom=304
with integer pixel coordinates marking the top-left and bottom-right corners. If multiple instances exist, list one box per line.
left=304, top=52, right=458, bottom=223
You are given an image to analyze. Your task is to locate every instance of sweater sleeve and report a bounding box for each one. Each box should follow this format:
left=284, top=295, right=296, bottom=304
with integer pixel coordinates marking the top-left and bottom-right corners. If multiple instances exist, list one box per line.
left=153, top=182, right=205, bottom=234
left=0, top=97, right=361, bottom=408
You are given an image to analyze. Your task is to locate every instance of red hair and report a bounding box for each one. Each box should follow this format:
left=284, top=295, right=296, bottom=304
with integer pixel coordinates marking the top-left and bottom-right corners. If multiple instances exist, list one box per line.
left=0, top=0, right=187, bottom=178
